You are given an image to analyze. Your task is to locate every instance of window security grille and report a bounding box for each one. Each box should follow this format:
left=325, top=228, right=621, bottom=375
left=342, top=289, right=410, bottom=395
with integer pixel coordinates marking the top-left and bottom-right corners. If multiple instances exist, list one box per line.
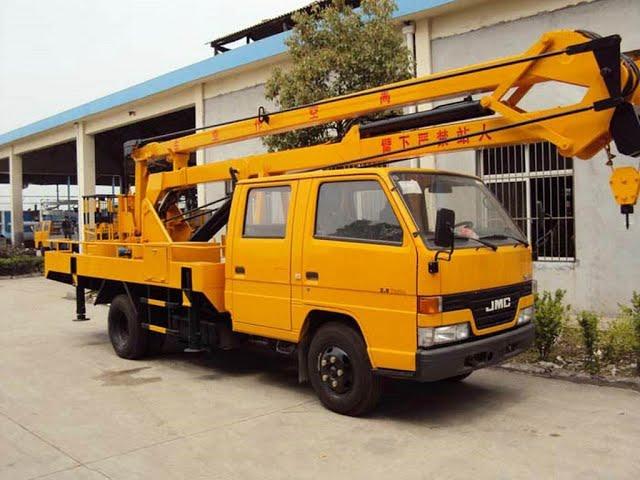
left=478, top=142, right=575, bottom=262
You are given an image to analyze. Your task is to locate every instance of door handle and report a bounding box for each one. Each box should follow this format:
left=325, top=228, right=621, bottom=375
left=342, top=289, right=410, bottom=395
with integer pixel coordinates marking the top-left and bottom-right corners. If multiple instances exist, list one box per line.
left=235, top=266, right=245, bottom=274
left=305, top=271, right=319, bottom=280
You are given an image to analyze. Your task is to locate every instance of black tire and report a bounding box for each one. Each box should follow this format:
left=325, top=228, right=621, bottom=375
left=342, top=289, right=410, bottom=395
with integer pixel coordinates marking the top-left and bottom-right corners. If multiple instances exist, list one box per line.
left=443, top=372, right=472, bottom=382
left=108, top=294, right=148, bottom=359
left=307, top=322, right=381, bottom=416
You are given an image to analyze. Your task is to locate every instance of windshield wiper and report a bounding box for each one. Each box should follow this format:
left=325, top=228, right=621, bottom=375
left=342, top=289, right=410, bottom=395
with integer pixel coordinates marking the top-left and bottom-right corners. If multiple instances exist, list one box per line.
left=480, top=234, right=529, bottom=247
left=454, top=235, right=497, bottom=251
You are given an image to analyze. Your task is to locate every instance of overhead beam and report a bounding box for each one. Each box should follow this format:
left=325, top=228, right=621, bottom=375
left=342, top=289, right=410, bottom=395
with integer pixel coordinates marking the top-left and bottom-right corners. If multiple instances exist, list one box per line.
left=13, top=126, right=76, bottom=156
left=85, top=88, right=195, bottom=136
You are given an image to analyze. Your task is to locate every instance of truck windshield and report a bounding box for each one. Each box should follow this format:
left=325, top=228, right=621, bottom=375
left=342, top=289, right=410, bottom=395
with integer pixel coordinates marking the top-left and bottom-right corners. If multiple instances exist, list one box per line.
left=390, top=172, right=527, bottom=249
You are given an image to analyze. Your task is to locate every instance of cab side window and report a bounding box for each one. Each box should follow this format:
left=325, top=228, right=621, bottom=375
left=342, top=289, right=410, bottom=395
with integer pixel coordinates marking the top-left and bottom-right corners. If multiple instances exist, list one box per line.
left=315, top=180, right=403, bottom=244
left=243, top=186, right=291, bottom=238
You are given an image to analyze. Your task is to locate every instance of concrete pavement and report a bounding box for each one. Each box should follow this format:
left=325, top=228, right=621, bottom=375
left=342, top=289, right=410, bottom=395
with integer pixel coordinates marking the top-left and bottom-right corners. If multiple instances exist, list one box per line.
left=1, top=276, right=639, bottom=479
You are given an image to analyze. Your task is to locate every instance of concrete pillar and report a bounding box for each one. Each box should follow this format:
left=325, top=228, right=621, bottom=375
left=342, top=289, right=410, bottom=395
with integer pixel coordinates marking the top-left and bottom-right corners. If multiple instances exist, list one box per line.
left=76, top=122, right=96, bottom=241
left=194, top=83, right=207, bottom=206
left=415, top=18, right=437, bottom=169
left=403, top=21, right=417, bottom=77
left=8, top=148, right=24, bottom=246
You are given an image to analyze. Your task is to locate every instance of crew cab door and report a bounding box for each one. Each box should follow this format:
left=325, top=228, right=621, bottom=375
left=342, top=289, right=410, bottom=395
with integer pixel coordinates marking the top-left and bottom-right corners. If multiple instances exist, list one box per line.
left=230, top=181, right=297, bottom=331
left=299, top=176, right=418, bottom=371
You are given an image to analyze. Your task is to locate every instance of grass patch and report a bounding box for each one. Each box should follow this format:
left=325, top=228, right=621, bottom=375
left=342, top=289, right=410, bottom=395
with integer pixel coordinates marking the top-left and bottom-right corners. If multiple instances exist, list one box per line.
left=522, top=290, right=640, bottom=377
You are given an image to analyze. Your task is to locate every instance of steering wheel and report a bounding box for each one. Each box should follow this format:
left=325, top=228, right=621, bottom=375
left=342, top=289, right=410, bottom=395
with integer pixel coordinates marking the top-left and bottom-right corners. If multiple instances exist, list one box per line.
left=454, top=221, right=474, bottom=229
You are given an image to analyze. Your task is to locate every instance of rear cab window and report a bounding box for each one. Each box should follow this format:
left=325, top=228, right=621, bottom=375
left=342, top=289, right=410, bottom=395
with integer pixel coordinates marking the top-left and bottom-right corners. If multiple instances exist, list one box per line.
left=243, top=185, right=291, bottom=238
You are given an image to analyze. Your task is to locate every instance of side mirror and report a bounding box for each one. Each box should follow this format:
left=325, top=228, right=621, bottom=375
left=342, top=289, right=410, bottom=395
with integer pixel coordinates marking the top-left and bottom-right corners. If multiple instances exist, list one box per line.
left=434, top=208, right=455, bottom=248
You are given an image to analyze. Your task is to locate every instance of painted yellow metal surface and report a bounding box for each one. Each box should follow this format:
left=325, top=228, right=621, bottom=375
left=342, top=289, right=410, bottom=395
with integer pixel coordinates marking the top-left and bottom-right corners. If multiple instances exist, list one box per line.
left=132, top=31, right=631, bottom=165
left=34, top=221, right=52, bottom=249
left=610, top=166, right=640, bottom=207
left=228, top=180, right=299, bottom=332
left=147, top=324, right=167, bottom=334
left=293, top=173, right=418, bottom=370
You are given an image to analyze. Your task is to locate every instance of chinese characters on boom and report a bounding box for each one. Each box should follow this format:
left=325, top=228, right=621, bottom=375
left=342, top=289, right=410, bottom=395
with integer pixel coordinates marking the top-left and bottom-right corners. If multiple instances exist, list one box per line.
left=380, top=123, right=493, bottom=153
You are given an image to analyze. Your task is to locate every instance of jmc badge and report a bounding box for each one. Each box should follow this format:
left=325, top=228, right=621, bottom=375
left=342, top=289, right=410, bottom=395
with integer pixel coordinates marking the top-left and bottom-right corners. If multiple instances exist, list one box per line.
left=485, top=297, right=512, bottom=312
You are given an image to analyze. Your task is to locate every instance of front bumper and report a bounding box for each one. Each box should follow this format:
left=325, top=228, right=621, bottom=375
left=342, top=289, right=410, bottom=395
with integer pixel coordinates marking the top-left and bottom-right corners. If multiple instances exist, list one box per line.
left=414, top=322, right=534, bottom=382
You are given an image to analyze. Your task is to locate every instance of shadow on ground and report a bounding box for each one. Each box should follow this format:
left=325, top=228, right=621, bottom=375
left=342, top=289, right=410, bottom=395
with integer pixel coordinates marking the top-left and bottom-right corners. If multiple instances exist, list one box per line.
left=77, top=330, right=522, bottom=424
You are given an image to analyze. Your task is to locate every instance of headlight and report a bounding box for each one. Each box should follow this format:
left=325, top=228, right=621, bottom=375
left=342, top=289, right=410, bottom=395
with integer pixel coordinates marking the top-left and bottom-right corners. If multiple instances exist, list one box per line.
left=418, top=323, right=470, bottom=348
left=517, top=306, right=534, bottom=325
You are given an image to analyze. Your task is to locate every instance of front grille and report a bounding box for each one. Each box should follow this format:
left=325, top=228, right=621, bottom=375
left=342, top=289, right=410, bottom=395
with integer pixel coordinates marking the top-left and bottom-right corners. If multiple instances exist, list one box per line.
left=442, top=282, right=532, bottom=329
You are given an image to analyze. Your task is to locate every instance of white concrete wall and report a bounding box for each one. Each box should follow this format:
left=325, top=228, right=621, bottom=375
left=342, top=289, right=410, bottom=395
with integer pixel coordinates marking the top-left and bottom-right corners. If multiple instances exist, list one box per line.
left=202, top=74, right=278, bottom=202
left=427, top=0, right=640, bottom=313
left=12, top=126, right=75, bottom=156
left=85, top=87, right=196, bottom=136
left=430, top=0, right=596, bottom=40
left=204, top=84, right=275, bottom=162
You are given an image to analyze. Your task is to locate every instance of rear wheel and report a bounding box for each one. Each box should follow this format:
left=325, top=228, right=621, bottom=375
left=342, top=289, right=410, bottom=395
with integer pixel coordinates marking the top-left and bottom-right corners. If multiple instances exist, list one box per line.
left=307, top=322, right=380, bottom=416
left=108, top=294, right=148, bottom=359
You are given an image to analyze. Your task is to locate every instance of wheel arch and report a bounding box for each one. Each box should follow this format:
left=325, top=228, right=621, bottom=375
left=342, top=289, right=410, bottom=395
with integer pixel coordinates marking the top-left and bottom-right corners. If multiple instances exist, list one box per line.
left=297, top=309, right=368, bottom=384
left=95, top=280, right=137, bottom=314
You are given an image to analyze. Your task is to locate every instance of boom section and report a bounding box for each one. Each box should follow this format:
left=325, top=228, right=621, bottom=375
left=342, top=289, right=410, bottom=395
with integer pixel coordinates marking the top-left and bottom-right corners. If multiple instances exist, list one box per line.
left=131, top=30, right=638, bottom=169
left=132, top=30, right=640, bottom=230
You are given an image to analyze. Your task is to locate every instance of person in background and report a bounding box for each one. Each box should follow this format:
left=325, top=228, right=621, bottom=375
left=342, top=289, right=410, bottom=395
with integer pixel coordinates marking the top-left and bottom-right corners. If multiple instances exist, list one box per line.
left=61, top=216, right=72, bottom=239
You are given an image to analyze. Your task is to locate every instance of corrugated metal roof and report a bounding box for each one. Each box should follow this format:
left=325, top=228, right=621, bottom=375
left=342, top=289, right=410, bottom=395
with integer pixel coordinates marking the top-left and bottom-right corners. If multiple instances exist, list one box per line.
left=209, top=1, right=361, bottom=53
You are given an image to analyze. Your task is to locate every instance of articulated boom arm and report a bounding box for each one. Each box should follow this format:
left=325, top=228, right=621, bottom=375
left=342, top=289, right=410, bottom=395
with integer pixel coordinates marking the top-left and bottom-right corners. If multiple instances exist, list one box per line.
left=130, top=30, right=640, bottom=235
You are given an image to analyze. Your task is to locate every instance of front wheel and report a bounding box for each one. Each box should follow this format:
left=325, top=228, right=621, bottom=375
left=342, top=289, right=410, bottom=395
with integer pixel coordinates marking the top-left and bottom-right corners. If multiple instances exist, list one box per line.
left=307, top=322, right=381, bottom=416
left=108, top=294, right=148, bottom=359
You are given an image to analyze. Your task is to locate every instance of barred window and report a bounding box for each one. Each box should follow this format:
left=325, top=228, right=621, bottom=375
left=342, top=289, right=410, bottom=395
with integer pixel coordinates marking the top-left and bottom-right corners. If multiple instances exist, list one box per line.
left=478, top=142, right=575, bottom=262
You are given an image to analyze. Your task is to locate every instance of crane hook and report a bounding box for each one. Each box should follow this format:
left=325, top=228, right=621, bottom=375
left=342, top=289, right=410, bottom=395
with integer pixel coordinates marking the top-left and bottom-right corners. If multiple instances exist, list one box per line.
left=605, top=143, right=616, bottom=167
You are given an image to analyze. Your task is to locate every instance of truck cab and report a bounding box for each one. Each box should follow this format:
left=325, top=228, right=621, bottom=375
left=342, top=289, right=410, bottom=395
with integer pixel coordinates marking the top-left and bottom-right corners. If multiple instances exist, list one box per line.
left=225, top=167, right=534, bottom=414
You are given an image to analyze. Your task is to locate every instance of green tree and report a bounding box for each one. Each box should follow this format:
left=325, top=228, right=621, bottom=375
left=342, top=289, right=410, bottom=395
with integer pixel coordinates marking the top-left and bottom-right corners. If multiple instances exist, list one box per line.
left=263, top=0, right=412, bottom=152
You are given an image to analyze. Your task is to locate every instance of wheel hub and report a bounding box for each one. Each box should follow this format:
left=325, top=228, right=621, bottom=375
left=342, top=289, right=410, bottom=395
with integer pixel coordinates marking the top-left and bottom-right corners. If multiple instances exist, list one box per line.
left=318, top=346, right=353, bottom=394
